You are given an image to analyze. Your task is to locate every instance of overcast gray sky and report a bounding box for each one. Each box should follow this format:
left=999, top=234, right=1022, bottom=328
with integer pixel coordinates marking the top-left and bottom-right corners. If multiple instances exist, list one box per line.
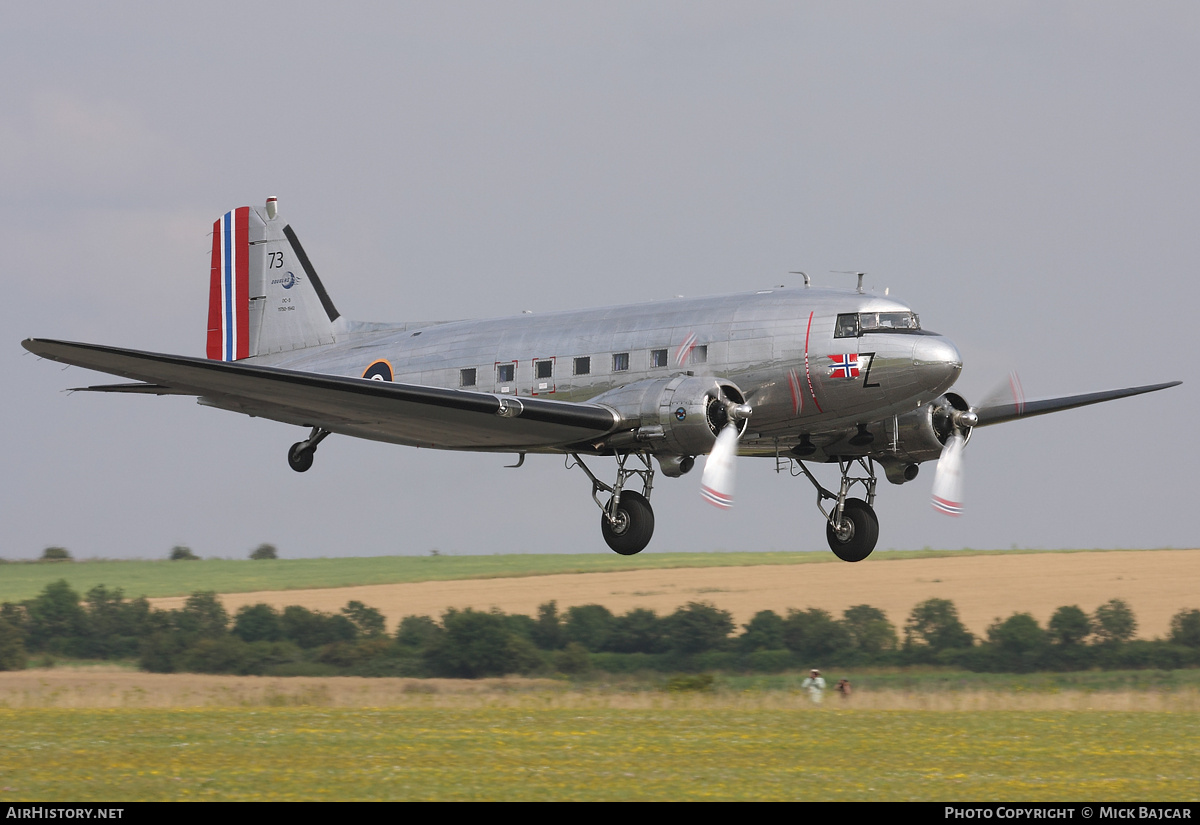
left=5, top=2, right=1197, bottom=560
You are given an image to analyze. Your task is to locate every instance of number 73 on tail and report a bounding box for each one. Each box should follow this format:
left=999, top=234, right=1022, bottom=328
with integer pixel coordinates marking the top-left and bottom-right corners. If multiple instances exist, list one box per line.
left=23, top=198, right=1181, bottom=561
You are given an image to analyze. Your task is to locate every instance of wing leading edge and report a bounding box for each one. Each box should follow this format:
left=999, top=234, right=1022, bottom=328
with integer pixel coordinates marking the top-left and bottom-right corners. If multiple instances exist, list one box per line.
left=22, top=338, right=620, bottom=451
left=971, top=381, right=1181, bottom=427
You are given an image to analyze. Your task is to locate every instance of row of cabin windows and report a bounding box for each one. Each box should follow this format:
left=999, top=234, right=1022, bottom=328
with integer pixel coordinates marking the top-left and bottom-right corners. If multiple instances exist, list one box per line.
left=459, top=346, right=708, bottom=387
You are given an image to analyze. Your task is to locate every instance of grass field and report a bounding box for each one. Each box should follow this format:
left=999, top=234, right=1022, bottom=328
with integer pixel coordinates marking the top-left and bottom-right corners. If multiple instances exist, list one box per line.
left=0, top=552, right=837, bottom=603
left=0, top=548, right=1148, bottom=603
left=0, top=696, right=1196, bottom=800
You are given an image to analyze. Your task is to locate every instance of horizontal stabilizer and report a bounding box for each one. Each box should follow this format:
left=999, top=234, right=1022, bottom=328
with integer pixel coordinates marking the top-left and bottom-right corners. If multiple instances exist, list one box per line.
left=973, top=381, right=1181, bottom=427
left=68, top=382, right=193, bottom=395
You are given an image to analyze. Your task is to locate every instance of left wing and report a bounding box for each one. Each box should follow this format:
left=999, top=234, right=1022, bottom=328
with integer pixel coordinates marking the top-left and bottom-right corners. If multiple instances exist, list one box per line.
left=22, top=339, right=620, bottom=451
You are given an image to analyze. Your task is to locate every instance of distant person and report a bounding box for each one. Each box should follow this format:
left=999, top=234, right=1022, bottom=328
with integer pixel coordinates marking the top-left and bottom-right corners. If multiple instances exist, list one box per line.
left=801, top=669, right=826, bottom=704
left=836, top=678, right=852, bottom=700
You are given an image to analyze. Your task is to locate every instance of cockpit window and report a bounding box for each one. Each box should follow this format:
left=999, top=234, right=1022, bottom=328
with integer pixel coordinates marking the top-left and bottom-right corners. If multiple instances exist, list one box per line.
left=835, top=311, right=921, bottom=338
left=835, top=314, right=860, bottom=338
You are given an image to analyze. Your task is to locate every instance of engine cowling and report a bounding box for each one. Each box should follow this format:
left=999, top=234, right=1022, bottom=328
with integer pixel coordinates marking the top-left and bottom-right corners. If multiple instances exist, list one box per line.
left=590, top=375, right=748, bottom=457
left=876, top=393, right=973, bottom=484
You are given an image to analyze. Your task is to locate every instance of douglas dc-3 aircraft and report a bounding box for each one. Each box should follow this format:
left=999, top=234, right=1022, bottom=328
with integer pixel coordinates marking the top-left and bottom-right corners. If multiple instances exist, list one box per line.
left=23, top=199, right=1181, bottom=561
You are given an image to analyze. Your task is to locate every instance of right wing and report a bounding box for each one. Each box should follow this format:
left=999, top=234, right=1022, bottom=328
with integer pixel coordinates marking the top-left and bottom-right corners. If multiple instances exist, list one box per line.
left=971, top=382, right=1181, bottom=427
left=23, top=338, right=621, bottom=451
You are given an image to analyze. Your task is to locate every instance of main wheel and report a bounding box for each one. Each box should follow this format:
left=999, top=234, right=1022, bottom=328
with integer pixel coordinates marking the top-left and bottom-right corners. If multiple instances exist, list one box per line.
left=288, top=442, right=314, bottom=473
left=825, top=498, right=878, bottom=562
left=601, top=490, right=655, bottom=555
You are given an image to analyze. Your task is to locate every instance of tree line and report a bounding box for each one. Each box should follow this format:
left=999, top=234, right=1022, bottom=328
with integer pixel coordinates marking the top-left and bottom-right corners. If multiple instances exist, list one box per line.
left=0, top=580, right=1198, bottom=677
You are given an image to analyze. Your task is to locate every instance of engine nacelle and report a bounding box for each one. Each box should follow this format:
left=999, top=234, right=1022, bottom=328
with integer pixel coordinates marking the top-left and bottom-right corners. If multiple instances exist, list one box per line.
left=591, top=375, right=748, bottom=456
left=889, top=392, right=972, bottom=459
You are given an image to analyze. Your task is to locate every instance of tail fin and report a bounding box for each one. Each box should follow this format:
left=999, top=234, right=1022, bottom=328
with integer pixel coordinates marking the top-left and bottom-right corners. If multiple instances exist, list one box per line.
left=206, top=198, right=340, bottom=360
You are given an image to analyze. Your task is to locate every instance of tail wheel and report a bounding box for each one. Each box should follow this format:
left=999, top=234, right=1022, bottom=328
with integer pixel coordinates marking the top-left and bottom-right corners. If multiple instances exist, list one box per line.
left=826, top=498, right=878, bottom=562
left=601, top=490, right=655, bottom=555
left=288, top=442, right=314, bottom=473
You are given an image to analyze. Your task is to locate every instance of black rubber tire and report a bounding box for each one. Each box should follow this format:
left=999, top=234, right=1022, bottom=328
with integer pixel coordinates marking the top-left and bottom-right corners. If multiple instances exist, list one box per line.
left=825, top=498, right=879, bottom=562
left=601, top=490, right=655, bottom=555
left=288, top=442, right=314, bottom=473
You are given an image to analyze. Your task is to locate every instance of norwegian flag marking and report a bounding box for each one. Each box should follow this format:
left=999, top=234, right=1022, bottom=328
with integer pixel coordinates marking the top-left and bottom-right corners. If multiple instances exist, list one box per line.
left=829, top=353, right=860, bottom=379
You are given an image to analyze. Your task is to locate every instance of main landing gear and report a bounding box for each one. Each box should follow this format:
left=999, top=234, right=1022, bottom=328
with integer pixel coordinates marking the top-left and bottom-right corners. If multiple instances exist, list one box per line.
left=790, top=456, right=880, bottom=562
left=287, top=427, right=331, bottom=473
left=569, top=452, right=656, bottom=555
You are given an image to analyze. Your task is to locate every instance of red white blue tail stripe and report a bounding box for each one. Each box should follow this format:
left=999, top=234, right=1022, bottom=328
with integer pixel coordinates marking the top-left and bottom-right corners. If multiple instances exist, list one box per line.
left=207, top=207, right=250, bottom=361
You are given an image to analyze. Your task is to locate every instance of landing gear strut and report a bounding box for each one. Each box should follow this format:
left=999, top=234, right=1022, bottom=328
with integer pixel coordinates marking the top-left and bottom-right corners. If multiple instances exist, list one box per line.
left=288, top=427, right=331, bottom=473
left=791, top=456, right=880, bottom=562
left=569, top=452, right=656, bottom=555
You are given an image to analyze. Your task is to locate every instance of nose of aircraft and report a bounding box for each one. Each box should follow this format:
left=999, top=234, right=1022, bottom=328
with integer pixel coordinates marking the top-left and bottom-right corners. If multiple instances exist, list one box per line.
left=913, top=335, right=963, bottom=393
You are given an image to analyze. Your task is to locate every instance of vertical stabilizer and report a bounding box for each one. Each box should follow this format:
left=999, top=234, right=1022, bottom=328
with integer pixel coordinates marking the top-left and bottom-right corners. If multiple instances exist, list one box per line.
left=206, top=199, right=339, bottom=360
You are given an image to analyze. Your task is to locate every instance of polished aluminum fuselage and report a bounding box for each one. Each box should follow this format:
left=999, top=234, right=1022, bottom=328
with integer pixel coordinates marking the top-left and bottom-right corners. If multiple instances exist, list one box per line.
left=252, top=286, right=963, bottom=456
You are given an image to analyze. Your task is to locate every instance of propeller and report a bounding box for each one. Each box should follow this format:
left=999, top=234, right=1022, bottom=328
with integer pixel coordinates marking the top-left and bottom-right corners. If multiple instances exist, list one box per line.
left=930, top=372, right=1021, bottom=517
left=700, top=386, right=752, bottom=510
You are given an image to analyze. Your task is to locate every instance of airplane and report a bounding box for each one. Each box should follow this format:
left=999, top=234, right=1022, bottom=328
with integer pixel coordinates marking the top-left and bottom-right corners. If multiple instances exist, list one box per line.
left=22, top=198, right=1181, bottom=561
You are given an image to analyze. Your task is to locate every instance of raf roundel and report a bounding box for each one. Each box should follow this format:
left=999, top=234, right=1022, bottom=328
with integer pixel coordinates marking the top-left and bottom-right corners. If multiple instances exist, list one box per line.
left=362, top=360, right=393, bottom=382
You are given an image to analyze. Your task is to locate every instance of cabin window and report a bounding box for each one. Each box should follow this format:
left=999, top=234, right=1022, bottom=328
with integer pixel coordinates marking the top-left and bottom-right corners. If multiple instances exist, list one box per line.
left=535, top=359, right=554, bottom=379
left=496, top=363, right=515, bottom=383
left=574, top=356, right=591, bottom=376
left=460, top=368, right=477, bottom=387
left=689, top=345, right=707, bottom=365
left=612, top=352, right=629, bottom=372
left=651, top=349, right=668, bottom=368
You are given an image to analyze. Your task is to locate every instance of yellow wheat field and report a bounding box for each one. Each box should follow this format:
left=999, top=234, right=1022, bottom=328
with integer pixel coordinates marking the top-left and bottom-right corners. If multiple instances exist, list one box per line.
left=149, top=548, right=1200, bottom=639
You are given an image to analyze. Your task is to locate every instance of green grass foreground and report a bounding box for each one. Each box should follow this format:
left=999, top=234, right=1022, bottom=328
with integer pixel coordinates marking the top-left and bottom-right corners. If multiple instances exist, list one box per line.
left=0, top=547, right=1160, bottom=603
left=0, top=706, right=1195, bottom=801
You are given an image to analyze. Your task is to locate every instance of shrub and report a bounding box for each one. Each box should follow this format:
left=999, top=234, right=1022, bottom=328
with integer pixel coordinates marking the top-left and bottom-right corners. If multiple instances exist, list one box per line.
left=174, top=592, right=229, bottom=638
left=169, top=546, right=198, bottom=561
left=842, top=604, right=898, bottom=654
left=607, top=607, right=666, bottom=654
left=782, top=607, right=851, bottom=660
left=424, top=608, right=543, bottom=678
left=40, top=547, right=71, bottom=562
left=0, top=617, right=27, bottom=671
left=985, top=612, right=1049, bottom=672
left=249, top=543, right=278, bottom=560
left=738, top=610, right=785, bottom=653
left=663, top=602, right=735, bottom=655
left=531, top=601, right=567, bottom=651
left=341, top=601, right=387, bottom=638
left=1093, top=599, right=1137, bottom=645
left=1048, top=605, right=1092, bottom=647
left=554, top=642, right=591, bottom=674
left=25, top=580, right=87, bottom=653
left=904, top=598, right=974, bottom=656
left=396, top=615, right=442, bottom=650
left=232, top=604, right=284, bottom=643
left=281, top=605, right=356, bottom=648
left=1168, top=609, right=1200, bottom=648
left=564, top=605, right=616, bottom=652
